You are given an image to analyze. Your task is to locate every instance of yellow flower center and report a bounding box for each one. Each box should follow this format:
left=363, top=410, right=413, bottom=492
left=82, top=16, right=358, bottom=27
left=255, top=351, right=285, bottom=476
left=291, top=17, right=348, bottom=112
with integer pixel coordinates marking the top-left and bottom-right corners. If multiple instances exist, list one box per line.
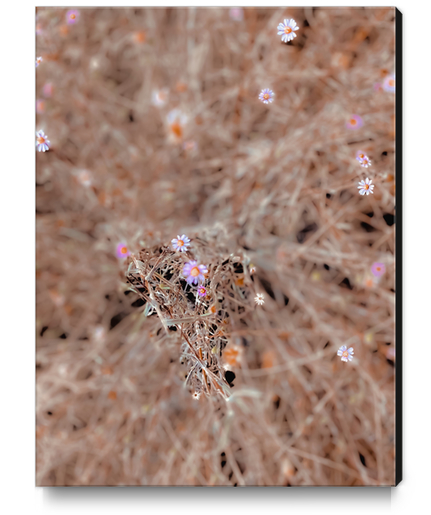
left=70, top=14, right=76, bottom=19
left=389, top=79, right=395, bottom=87
left=120, top=246, right=128, bottom=254
left=263, top=93, right=270, bottom=100
left=284, top=27, right=292, bottom=34
left=359, top=153, right=364, bottom=158
left=37, top=136, right=45, bottom=144
left=364, top=184, right=369, bottom=190
left=190, top=266, right=200, bottom=277
left=177, top=239, right=184, bottom=247
left=342, top=350, right=348, bottom=358
left=171, top=123, right=183, bottom=138
left=350, top=118, right=357, bottom=125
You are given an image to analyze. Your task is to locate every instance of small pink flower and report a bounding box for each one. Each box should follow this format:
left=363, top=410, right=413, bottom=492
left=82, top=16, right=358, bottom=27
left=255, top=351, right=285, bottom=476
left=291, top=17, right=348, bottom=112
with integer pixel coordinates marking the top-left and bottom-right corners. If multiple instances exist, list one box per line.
left=36, top=99, right=45, bottom=114
left=183, top=260, right=208, bottom=285
left=346, top=114, right=363, bottom=130
left=229, top=8, right=244, bottom=21
left=356, top=150, right=367, bottom=162
left=374, top=82, right=383, bottom=92
left=337, top=345, right=354, bottom=362
left=197, top=286, right=207, bottom=297
left=116, top=243, right=130, bottom=259
left=371, top=262, right=386, bottom=277
left=43, top=83, right=53, bottom=98
left=66, top=10, right=80, bottom=25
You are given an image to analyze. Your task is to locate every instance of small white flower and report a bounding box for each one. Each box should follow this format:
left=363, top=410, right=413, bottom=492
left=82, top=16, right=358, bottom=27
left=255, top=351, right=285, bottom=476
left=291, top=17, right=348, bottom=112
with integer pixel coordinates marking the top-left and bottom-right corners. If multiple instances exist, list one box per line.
left=337, top=345, right=354, bottom=362
left=254, top=293, right=265, bottom=305
left=258, top=89, right=275, bottom=104
left=359, top=156, right=372, bottom=168
left=383, top=74, right=395, bottom=93
left=152, top=88, right=168, bottom=107
left=277, top=19, right=299, bottom=43
left=36, top=130, right=50, bottom=152
left=192, top=392, right=201, bottom=400
left=171, top=234, right=191, bottom=252
left=357, top=178, right=374, bottom=196
left=35, top=56, right=43, bottom=67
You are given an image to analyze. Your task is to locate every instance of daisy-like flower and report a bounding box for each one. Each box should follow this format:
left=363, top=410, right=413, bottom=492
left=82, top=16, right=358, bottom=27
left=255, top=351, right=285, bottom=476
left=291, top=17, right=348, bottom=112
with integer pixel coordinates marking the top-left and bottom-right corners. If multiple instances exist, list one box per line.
left=152, top=88, right=168, bottom=107
left=229, top=8, right=244, bottom=21
left=259, top=89, right=275, bottom=104
left=36, top=130, right=50, bottom=152
left=66, top=9, right=80, bottom=24
left=171, top=234, right=191, bottom=252
left=43, top=82, right=53, bottom=98
left=167, top=109, right=188, bottom=142
left=35, top=57, right=43, bottom=67
left=371, top=262, right=386, bottom=277
left=383, top=74, right=395, bottom=93
left=357, top=177, right=374, bottom=196
left=36, top=99, right=45, bottom=114
left=183, top=260, right=208, bottom=285
left=277, top=19, right=299, bottom=43
left=116, top=242, right=130, bottom=259
left=197, top=285, right=207, bottom=297
left=192, top=391, right=201, bottom=400
left=356, top=150, right=366, bottom=162
left=346, top=114, right=363, bottom=130
left=359, top=156, right=372, bottom=168
left=337, top=345, right=354, bottom=362
left=254, top=293, right=265, bottom=305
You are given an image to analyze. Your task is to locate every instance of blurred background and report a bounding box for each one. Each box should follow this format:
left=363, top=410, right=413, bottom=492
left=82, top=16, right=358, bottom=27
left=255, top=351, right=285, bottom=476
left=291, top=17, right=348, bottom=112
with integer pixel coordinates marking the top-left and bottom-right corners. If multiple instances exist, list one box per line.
left=36, top=6, right=396, bottom=486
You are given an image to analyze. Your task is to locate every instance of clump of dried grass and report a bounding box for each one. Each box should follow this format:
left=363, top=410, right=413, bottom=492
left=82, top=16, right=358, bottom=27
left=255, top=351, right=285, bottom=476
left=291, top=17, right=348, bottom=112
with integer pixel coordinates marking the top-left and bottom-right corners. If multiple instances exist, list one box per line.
left=36, top=7, right=396, bottom=486
left=125, top=232, right=256, bottom=400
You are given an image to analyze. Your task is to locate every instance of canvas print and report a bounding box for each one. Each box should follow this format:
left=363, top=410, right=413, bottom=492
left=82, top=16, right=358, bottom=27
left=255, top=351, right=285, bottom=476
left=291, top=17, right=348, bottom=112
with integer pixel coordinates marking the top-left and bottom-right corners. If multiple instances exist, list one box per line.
left=36, top=7, right=400, bottom=486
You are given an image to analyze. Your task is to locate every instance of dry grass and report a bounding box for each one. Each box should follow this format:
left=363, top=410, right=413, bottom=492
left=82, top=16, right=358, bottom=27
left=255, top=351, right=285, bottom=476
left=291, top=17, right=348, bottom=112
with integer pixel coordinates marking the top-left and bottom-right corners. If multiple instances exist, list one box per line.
left=36, top=6, right=396, bottom=486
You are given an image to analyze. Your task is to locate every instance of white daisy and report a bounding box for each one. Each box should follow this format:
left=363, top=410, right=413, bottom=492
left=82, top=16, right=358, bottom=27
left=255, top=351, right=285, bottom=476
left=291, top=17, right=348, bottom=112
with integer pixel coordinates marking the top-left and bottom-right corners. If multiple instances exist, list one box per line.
left=357, top=178, right=374, bottom=196
left=171, top=234, right=191, bottom=252
left=359, top=156, right=372, bottom=168
left=277, top=19, right=299, bottom=43
left=254, top=293, right=265, bottom=305
left=258, top=89, right=275, bottom=104
left=337, top=345, right=354, bottom=362
left=36, top=130, right=50, bottom=152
